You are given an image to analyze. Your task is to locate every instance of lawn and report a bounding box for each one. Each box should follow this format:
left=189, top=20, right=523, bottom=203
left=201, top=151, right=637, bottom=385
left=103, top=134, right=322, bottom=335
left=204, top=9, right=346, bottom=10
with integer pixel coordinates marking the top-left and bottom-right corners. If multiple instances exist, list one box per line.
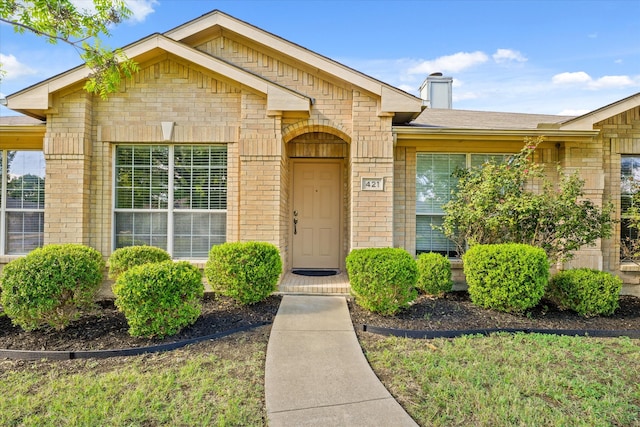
left=358, top=332, right=640, bottom=427
left=0, top=328, right=270, bottom=427
left=1, top=327, right=639, bottom=426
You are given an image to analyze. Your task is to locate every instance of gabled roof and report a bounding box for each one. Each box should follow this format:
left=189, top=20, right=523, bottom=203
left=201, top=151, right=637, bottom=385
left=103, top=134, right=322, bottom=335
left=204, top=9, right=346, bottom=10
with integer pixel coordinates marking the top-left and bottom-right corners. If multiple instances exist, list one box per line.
left=7, top=33, right=312, bottom=119
left=559, top=92, right=640, bottom=130
left=6, top=10, right=422, bottom=122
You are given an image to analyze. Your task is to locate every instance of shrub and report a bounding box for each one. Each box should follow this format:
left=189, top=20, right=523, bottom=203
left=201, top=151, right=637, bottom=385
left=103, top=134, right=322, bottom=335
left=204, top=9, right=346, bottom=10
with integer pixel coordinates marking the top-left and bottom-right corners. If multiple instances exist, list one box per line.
left=0, top=244, right=105, bottom=331
left=346, top=248, right=418, bottom=315
left=205, top=242, right=282, bottom=305
left=463, top=243, right=549, bottom=314
left=107, top=245, right=171, bottom=280
left=416, top=252, right=453, bottom=296
left=547, top=269, right=622, bottom=317
left=112, top=260, right=203, bottom=338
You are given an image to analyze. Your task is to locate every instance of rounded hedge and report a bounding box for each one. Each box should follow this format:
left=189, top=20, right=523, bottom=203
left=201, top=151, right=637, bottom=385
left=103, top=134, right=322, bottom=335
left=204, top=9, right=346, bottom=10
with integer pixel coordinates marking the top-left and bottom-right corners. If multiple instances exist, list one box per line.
left=547, top=268, right=622, bottom=317
left=113, top=260, right=204, bottom=338
left=463, top=243, right=549, bottom=314
left=205, top=241, right=282, bottom=305
left=0, top=244, right=105, bottom=331
left=416, top=252, right=453, bottom=296
left=107, top=245, right=172, bottom=280
left=346, top=247, right=418, bottom=315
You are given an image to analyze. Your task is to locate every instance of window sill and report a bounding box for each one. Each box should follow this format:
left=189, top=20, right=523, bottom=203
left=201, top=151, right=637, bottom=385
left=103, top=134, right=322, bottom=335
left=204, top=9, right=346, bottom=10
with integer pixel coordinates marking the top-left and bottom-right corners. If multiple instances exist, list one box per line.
left=620, top=262, right=640, bottom=272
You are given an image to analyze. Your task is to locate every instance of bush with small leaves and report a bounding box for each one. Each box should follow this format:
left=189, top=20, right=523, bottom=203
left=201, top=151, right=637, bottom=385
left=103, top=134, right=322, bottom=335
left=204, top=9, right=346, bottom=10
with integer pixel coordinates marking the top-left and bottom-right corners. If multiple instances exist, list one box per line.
left=107, top=245, right=171, bottom=280
left=416, top=252, right=453, bottom=296
left=113, top=260, right=203, bottom=338
left=0, top=244, right=105, bottom=331
left=346, top=248, right=418, bottom=315
left=205, top=241, right=282, bottom=305
left=547, top=268, right=622, bottom=317
left=463, top=243, right=549, bottom=314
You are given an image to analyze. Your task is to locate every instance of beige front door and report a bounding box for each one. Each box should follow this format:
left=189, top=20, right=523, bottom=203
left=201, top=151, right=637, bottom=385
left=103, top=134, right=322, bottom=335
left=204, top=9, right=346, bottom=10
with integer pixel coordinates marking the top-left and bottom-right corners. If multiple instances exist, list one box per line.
left=292, top=161, right=341, bottom=269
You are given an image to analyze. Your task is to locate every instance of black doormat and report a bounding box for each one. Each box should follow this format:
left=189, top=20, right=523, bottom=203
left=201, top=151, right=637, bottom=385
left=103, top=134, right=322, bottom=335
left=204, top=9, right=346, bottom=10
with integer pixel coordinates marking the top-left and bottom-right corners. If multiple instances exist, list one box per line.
left=292, top=269, right=338, bottom=277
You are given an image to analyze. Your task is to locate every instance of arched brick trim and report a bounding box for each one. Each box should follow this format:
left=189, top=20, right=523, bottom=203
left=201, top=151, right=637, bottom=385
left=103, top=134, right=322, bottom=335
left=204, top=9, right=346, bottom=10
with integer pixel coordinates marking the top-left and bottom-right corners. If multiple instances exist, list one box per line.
left=282, top=119, right=351, bottom=144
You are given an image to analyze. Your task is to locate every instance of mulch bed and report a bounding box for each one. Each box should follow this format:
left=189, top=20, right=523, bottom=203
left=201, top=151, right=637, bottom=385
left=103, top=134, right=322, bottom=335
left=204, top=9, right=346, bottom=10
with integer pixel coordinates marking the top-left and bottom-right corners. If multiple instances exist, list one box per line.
left=349, top=291, right=640, bottom=332
left=1, top=292, right=639, bottom=354
left=0, top=295, right=281, bottom=352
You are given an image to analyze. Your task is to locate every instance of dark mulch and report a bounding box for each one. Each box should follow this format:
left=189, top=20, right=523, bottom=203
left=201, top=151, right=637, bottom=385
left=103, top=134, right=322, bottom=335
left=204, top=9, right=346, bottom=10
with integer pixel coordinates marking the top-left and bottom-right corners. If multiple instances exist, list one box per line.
left=349, top=291, right=640, bottom=332
left=1, top=292, right=639, bottom=354
left=0, top=295, right=281, bottom=352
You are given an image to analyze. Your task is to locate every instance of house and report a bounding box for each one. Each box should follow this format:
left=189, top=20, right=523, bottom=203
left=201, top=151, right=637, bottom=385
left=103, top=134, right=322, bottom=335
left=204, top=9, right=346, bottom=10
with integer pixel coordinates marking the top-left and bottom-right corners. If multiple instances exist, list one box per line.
left=1, top=10, right=639, bottom=297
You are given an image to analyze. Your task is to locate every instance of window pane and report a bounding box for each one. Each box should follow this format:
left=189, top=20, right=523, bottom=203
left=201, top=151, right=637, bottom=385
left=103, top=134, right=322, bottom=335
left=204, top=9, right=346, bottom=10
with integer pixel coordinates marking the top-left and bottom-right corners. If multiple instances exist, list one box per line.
left=416, top=215, right=457, bottom=257
left=6, top=211, right=44, bottom=254
left=416, top=154, right=465, bottom=215
left=5, top=151, right=45, bottom=209
left=172, top=146, right=227, bottom=211
left=115, top=146, right=168, bottom=209
left=173, top=212, right=226, bottom=258
left=115, top=212, right=168, bottom=249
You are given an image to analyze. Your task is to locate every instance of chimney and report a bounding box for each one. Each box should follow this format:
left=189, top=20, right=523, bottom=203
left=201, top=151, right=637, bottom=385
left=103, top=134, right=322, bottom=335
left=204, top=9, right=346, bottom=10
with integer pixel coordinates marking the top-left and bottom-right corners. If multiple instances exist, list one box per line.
left=419, top=72, right=453, bottom=109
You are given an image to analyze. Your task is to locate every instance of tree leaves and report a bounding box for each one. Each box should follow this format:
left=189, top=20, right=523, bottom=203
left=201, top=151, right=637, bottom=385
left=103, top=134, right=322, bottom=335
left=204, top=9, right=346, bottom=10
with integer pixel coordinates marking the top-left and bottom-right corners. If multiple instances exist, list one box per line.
left=0, top=0, right=138, bottom=98
left=442, top=136, right=614, bottom=262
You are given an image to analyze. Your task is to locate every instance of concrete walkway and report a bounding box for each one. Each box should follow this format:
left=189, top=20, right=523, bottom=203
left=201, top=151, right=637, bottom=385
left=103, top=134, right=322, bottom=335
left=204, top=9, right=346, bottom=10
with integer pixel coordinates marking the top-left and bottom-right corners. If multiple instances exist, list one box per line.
left=265, top=295, right=418, bottom=426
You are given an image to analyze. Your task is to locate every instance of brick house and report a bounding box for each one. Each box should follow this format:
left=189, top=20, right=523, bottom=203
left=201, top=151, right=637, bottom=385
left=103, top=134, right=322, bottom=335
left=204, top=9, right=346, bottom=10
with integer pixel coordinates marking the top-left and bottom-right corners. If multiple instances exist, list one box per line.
left=1, top=10, right=639, bottom=296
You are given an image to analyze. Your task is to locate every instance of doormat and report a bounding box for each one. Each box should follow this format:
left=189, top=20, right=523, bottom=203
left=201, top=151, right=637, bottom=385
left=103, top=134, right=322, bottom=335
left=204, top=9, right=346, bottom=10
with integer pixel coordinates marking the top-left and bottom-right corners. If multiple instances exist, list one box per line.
left=292, top=270, right=338, bottom=277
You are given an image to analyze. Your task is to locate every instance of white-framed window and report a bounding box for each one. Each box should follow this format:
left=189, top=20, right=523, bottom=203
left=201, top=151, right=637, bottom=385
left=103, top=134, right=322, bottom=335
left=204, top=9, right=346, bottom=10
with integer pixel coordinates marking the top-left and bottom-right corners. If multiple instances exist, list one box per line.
left=621, top=156, right=640, bottom=245
left=416, top=152, right=509, bottom=257
left=0, top=150, right=45, bottom=255
left=114, top=144, right=227, bottom=258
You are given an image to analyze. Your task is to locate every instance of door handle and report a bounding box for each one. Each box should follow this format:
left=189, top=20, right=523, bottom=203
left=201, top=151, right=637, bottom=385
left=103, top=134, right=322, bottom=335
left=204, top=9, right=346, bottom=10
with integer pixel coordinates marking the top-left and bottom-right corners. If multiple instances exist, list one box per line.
left=293, top=210, right=298, bottom=235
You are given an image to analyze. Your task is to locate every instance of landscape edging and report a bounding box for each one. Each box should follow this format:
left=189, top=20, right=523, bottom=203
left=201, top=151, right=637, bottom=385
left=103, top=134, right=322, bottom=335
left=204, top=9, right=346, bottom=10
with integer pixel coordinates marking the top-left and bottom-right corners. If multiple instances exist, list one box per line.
left=360, top=324, right=640, bottom=339
left=0, top=322, right=270, bottom=361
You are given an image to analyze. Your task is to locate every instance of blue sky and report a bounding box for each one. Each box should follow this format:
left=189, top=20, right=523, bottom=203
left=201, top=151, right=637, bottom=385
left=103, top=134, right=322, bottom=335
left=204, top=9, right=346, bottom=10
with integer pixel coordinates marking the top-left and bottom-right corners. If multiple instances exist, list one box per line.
left=1, top=0, right=639, bottom=117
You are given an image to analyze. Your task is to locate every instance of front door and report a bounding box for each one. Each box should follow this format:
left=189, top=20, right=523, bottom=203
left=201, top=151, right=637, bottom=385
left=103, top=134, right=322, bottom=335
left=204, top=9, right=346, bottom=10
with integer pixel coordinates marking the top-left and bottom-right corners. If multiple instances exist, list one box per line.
left=292, top=161, right=341, bottom=269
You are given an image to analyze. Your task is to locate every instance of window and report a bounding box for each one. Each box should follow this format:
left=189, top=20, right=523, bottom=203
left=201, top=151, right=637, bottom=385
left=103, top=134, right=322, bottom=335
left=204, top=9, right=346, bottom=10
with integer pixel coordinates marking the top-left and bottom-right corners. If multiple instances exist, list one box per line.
left=0, top=151, right=45, bottom=254
left=416, top=153, right=509, bottom=257
left=114, top=145, right=227, bottom=258
left=621, top=156, right=640, bottom=245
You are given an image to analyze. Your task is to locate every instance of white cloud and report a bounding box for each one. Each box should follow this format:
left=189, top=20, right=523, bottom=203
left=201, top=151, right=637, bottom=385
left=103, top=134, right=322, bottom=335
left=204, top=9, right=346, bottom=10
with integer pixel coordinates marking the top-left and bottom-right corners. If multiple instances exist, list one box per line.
left=552, top=71, right=638, bottom=89
left=552, top=71, right=592, bottom=85
left=125, top=0, right=158, bottom=23
left=493, top=49, right=527, bottom=64
left=589, top=75, right=636, bottom=89
left=408, top=51, right=489, bottom=75
left=0, top=53, right=37, bottom=80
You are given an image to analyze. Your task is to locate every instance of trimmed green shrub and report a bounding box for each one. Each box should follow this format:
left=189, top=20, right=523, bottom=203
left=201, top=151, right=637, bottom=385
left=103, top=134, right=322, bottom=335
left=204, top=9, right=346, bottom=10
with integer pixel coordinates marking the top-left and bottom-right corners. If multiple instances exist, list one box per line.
left=346, top=248, right=418, bottom=315
left=205, top=241, right=282, bottom=305
left=416, top=252, right=453, bottom=296
left=547, top=268, right=622, bottom=317
left=0, top=244, right=105, bottom=331
left=113, top=261, right=203, bottom=338
left=107, top=245, right=171, bottom=280
left=463, top=243, right=549, bottom=314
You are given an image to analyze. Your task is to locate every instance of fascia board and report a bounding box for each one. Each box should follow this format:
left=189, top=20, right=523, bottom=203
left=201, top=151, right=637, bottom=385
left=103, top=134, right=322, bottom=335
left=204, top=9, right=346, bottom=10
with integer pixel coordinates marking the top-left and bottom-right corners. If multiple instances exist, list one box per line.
left=560, top=92, right=640, bottom=130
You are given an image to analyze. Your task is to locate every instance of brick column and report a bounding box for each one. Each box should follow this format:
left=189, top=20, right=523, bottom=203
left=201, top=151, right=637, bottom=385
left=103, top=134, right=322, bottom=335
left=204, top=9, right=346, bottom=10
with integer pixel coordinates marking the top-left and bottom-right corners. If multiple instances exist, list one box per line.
left=350, top=91, right=395, bottom=249
left=43, top=91, right=92, bottom=245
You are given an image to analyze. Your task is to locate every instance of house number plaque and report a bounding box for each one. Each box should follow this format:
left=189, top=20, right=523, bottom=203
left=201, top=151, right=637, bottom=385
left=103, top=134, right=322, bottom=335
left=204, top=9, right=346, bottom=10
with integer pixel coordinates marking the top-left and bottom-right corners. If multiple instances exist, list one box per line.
left=361, top=177, right=384, bottom=191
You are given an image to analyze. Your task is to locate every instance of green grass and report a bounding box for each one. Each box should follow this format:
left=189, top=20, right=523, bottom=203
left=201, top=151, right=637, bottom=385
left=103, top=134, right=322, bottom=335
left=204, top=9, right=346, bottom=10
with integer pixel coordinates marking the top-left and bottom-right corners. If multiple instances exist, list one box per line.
left=359, top=333, right=640, bottom=427
left=0, top=328, right=269, bottom=427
